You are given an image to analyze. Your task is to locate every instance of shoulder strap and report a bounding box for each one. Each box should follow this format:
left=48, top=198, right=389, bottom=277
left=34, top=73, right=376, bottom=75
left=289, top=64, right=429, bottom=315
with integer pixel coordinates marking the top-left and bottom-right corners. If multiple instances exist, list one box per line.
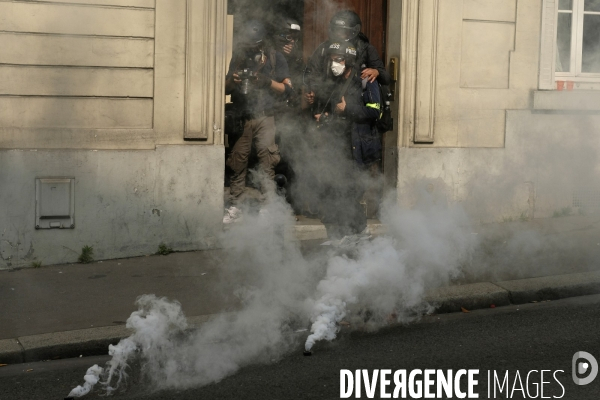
left=339, top=70, right=358, bottom=98
left=353, top=41, right=368, bottom=72
left=377, top=83, right=385, bottom=117
left=269, top=49, right=277, bottom=77
left=334, top=71, right=358, bottom=108
left=318, top=70, right=357, bottom=115
left=321, top=44, right=328, bottom=76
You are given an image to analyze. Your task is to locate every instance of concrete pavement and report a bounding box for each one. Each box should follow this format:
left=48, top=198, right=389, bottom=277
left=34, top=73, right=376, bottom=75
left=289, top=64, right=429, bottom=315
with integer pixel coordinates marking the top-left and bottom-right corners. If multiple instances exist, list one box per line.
left=2, top=219, right=600, bottom=365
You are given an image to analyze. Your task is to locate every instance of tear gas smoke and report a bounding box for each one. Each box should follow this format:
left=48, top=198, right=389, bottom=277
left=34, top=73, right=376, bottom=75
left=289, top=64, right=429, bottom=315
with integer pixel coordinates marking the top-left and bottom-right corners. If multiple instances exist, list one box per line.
left=304, top=196, right=476, bottom=351
left=68, top=0, right=600, bottom=397
left=68, top=185, right=477, bottom=397
left=67, top=365, right=103, bottom=398
left=68, top=187, right=311, bottom=396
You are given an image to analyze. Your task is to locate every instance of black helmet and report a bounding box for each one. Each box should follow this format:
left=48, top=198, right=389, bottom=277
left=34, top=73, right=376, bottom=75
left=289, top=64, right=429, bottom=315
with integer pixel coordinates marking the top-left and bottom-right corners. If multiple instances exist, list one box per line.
left=328, top=10, right=361, bottom=42
left=238, top=20, right=266, bottom=48
left=275, top=17, right=301, bottom=44
left=327, top=42, right=357, bottom=64
left=280, top=17, right=301, bottom=34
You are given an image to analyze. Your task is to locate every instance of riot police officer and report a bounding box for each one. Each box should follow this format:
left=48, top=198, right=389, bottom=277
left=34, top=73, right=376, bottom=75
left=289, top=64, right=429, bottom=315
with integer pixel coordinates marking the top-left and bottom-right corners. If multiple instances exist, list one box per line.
left=309, top=41, right=382, bottom=239
left=304, top=10, right=391, bottom=107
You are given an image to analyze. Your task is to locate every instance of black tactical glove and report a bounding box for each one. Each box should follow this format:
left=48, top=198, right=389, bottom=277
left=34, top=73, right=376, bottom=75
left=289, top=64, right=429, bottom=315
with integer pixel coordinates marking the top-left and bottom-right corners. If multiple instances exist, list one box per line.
left=254, top=73, right=272, bottom=89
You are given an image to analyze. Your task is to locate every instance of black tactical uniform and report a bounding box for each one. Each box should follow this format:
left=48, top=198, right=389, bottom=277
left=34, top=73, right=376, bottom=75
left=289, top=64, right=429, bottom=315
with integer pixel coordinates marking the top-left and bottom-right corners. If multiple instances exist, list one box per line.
left=308, top=42, right=382, bottom=238
left=304, top=10, right=391, bottom=96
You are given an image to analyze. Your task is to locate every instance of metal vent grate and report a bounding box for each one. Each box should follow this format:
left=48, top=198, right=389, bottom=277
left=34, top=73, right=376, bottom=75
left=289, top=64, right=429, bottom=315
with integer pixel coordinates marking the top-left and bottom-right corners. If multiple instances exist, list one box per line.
left=35, top=178, right=75, bottom=229
left=573, top=188, right=600, bottom=209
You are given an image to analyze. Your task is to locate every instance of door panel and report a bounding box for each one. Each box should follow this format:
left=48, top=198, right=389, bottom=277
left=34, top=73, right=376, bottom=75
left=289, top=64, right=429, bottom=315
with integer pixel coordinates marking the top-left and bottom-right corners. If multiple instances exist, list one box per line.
left=303, top=0, right=387, bottom=64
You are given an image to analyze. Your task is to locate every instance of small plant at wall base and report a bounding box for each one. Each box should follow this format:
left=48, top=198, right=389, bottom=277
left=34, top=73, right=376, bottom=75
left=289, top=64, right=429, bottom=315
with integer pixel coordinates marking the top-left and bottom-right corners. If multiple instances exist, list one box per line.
left=553, top=207, right=572, bottom=218
left=31, top=260, right=42, bottom=268
left=78, top=245, right=94, bottom=264
left=156, top=243, right=173, bottom=256
left=519, top=212, right=529, bottom=222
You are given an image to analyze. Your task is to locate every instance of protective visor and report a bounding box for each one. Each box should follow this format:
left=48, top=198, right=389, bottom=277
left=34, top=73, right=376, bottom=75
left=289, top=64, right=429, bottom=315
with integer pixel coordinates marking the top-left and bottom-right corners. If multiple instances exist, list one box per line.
left=278, top=31, right=301, bottom=42
left=328, top=24, right=360, bottom=42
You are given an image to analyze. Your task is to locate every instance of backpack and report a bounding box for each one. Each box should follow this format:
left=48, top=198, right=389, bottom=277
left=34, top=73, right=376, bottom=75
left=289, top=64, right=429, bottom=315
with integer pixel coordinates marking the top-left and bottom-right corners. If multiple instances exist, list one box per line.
left=361, top=78, right=393, bottom=133
left=353, top=41, right=393, bottom=133
left=376, top=84, right=393, bottom=133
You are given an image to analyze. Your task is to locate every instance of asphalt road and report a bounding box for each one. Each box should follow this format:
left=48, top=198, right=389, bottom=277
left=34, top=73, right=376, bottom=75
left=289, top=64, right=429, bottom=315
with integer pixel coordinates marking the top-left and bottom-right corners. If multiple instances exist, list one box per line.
left=2, top=294, right=600, bottom=400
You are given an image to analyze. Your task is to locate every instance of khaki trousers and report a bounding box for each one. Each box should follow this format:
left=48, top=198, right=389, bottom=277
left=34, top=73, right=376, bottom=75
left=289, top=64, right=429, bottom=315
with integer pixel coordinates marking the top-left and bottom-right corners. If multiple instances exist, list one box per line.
left=226, top=115, right=280, bottom=204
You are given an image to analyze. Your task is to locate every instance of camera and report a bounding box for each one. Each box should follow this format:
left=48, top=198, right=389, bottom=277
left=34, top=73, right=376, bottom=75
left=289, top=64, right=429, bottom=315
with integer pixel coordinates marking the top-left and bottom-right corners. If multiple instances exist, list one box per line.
left=237, top=68, right=256, bottom=95
left=317, top=113, right=332, bottom=128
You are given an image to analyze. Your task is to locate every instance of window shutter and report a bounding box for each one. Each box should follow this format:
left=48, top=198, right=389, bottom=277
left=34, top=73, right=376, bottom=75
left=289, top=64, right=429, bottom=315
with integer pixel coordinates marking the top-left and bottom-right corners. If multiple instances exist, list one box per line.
left=539, top=0, right=557, bottom=90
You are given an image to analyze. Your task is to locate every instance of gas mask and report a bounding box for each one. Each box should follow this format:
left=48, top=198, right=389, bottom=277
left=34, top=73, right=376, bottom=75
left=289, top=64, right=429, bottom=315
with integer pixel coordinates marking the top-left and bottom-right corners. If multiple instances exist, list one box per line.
left=331, top=61, right=346, bottom=77
left=278, top=32, right=299, bottom=45
left=244, top=47, right=264, bottom=67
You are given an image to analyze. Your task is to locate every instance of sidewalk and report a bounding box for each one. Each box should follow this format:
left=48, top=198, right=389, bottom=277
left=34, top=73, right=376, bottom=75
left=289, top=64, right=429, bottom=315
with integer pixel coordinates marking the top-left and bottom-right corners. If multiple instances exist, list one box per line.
left=2, top=219, right=600, bottom=365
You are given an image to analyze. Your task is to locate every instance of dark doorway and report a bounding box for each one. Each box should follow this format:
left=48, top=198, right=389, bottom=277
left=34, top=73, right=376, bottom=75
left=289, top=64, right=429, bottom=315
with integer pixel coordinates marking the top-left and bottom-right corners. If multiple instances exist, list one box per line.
left=302, top=0, right=389, bottom=220
left=224, top=0, right=389, bottom=219
left=227, top=0, right=305, bottom=33
left=227, top=0, right=388, bottom=65
left=303, top=0, right=388, bottom=64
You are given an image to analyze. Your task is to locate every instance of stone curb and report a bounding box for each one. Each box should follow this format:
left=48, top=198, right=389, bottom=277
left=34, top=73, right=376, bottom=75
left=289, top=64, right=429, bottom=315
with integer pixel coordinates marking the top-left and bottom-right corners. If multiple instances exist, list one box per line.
left=2, top=272, right=600, bottom=365
left=0, top=315, right=213, bottom=365
left=495, top=271, right=600, bottom=304
left=424, top=282, right=511, bottom=313
left=291, top=221, right=384, bottom=241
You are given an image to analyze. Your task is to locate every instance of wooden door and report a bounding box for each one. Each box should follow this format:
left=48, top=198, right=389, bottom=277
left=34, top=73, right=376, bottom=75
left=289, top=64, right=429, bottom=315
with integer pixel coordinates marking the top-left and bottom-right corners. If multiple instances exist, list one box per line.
left=303, top=0, right=388, bottom=64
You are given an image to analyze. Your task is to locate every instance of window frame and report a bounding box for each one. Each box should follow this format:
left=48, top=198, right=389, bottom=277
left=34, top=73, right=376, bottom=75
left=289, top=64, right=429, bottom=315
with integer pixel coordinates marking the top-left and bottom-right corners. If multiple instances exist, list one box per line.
left=540, top=0, right=600, bottom=89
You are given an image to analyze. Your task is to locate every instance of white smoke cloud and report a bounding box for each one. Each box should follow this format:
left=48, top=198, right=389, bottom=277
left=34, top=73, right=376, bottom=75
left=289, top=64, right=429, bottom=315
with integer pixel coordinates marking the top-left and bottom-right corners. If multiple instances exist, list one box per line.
left=67, top=364, right=104, bottom=398
left=67, top=185, right=480, bottom=396
left=304, top=196, right=476, bottom=351
left=67, top=0, right=600, bottom=397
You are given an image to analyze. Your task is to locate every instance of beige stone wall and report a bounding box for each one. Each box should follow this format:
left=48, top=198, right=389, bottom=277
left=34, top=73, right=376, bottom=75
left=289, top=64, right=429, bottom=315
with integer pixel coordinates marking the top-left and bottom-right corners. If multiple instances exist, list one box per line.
left=435, top=0, right=540, bottom=148
left=391, top=0, right=542, bottom=149
left=0, top=1, right=230, bottom=268
left=0, top=145, right=225, bottom=268
left=386, top=1, right=600, bottom=224
left=0, top=0, right=227, bottom=149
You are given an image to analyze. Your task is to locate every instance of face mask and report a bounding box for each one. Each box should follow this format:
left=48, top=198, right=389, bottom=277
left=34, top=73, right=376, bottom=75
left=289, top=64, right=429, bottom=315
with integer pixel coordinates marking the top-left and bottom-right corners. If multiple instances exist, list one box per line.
left=244, top=47, right=263, bottom=64
left=331, top=61, right=346, bottom=76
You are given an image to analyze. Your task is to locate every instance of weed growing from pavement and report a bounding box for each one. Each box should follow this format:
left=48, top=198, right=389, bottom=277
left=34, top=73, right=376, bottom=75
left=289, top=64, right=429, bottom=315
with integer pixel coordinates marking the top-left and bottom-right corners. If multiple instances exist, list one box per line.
left=78, top=245, right=94, bottom=264
left=156, top=243, right=173, bottom=256
left=31, top=260, right=42, bottom=268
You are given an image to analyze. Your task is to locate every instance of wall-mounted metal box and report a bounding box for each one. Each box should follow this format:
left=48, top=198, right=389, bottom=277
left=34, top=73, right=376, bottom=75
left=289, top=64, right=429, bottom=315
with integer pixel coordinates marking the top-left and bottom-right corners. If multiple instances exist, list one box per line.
left=35, top=178, right=75, bottom=229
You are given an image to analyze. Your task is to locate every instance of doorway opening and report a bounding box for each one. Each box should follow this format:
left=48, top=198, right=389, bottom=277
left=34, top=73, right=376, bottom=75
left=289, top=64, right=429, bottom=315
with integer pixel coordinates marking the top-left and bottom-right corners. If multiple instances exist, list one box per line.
left=224, top=0, right=389, bottom=221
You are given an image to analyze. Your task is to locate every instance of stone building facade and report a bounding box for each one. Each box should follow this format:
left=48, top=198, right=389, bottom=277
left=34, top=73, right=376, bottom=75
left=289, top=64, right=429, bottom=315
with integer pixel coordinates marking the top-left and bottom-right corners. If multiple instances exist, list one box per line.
left=1, top=0, right=598, bottom=268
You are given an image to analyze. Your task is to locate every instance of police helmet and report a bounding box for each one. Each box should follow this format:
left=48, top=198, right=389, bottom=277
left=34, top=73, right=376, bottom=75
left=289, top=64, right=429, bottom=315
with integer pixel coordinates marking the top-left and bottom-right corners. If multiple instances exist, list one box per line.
left=327, top=42, right=357, bottom=64
left=276, top=17, right=301, bottom=43
left=238, top=20, right=266, bottom=47
left=328, top=10, right=361, bottom=42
